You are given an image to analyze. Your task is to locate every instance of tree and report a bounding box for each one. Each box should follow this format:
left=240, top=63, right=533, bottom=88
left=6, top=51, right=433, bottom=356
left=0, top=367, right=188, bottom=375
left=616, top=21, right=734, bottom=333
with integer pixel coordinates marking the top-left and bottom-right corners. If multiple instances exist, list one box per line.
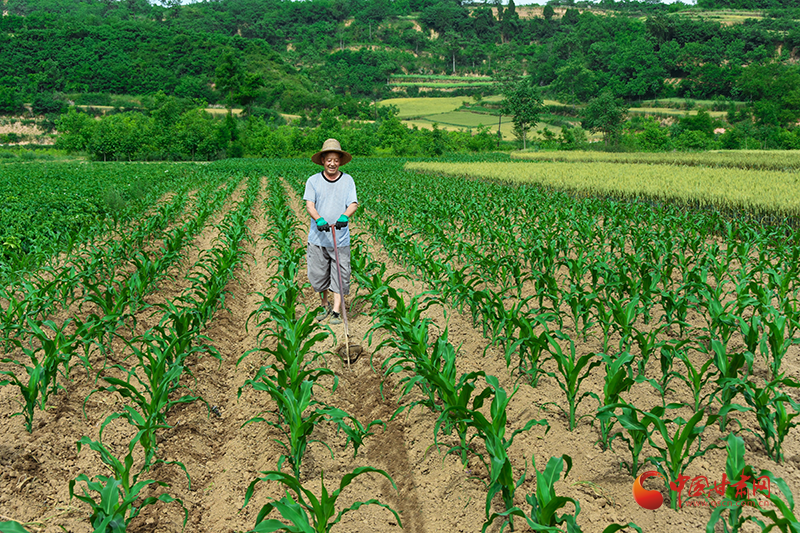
left=440, top=30, right=466, bottom=74
left=175, top=109, right=224, bottom=160
left=562, top=8, right=580, bottom=25
left=88, top=112, right=148, bottom=161
left=215, top=51, right=244, bottom=109
left=358, top=0, right=391, bottom=40
left=581, top=91, right=628, bottom=147
left=55, top=108, right=96, bottom=153
left=500, top=79, right=544, bottom=150
left=492, top=57, right=522, bottom=147
left=500, top=0, right=521, bottom=43
left=471, top=6, right=497, bottom=44
left=234, top=72, right=264, bottom=116
left=0, top=86, right=24, bottom=115
left=550, top=58, right=597, bottom=103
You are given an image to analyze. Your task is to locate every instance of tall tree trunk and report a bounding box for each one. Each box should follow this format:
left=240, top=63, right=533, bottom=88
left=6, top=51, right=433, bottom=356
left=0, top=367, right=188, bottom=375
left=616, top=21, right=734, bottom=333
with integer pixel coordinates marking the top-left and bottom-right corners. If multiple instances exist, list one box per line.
left=497, top=115, right=502, bottom=148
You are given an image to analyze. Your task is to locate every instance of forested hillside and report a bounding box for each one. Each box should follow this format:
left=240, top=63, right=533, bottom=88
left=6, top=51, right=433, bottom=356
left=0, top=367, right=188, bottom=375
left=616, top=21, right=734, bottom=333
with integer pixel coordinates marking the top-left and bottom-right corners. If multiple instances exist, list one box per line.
left=2, top=0, right=800, bottom=108
left=2, top=0, right=800, bottom=157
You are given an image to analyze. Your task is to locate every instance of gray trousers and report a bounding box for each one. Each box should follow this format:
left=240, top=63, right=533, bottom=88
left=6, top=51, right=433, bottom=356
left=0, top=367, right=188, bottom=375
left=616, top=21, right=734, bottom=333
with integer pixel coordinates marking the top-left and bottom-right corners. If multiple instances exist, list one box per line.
left=307, top=243, right=351, bottom=295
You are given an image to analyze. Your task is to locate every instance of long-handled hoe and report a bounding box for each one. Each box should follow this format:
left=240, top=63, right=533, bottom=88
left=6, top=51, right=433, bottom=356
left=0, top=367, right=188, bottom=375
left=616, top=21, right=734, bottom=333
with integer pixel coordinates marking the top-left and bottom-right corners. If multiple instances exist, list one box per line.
left=331, top=225, right=361, bottom=367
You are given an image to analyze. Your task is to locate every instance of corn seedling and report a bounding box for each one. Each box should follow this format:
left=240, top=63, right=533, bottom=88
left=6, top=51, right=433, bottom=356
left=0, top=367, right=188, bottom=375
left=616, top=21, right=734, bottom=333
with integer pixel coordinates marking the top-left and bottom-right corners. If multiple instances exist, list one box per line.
left=708, top=339, right=752, bottom=431
left=239, top=377, right=378, bottom=478
left=242, top=468, right=401, bottom=533
left=727, top=376, right=800, bottom=463
left=86, top=329, right=203, bottom=457
left=384, top=326, right=485, bottom=466
left=641, top=404, right=721, bottom=509
left=596, top=351, right=635, bottom=450
left=673, top=348, right=718, bottom=412
left=760, top=306, right=795, bottom=380
left=706, top=433, right=800, bottom=533
left=438, top=375, right=549, bottom=528
left=600, top=402, right=654, bottom=478
left=483, top=454, right=642, bottom=533
left=543, top=331, right=602, bottom=431
left=1, top=318, right=78, bottom=432
left=242, top=280, right=334, bottom=396
left=70, top=435, right=188, bottom=533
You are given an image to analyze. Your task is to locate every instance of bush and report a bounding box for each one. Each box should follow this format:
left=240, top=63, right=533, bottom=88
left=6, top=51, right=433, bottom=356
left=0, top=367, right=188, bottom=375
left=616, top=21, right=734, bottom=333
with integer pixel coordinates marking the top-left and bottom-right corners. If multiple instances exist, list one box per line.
left=31, top=93, right=68, bottom=116
left=0, top=133, right=21, bottom=144
left=75, top=93, right=112, bottom=106
left=674, top=130, right=712, bottom=151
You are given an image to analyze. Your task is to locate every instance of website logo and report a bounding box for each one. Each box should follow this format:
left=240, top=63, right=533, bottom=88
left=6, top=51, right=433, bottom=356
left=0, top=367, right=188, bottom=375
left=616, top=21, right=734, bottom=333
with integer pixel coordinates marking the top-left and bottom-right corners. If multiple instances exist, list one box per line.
left=633, top=470, right=667, bottom=510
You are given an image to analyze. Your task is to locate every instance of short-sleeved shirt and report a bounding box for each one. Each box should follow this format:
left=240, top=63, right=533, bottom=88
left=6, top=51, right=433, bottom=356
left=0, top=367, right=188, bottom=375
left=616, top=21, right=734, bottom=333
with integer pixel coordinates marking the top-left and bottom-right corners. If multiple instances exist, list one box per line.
left=303, top=171, right=358, bottom=248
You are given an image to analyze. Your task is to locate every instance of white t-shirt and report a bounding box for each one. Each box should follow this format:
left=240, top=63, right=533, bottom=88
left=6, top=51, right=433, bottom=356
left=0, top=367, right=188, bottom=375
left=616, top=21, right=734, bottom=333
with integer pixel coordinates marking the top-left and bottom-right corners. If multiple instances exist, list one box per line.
left=303, top=171, right=358, bottom=248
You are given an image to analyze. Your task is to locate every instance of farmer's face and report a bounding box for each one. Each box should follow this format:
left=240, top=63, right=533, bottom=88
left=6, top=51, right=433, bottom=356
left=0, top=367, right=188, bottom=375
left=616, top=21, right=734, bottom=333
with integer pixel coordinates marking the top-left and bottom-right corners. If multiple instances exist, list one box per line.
left=323, top=153, right=341, bottom=177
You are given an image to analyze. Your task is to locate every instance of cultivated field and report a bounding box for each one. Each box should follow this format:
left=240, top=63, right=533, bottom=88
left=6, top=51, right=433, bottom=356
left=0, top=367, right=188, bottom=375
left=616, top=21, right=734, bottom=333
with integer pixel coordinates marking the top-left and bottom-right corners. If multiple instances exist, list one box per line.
left=380, top=97, right=571, bottom=141
left=0, top=156, right=799, bottom=533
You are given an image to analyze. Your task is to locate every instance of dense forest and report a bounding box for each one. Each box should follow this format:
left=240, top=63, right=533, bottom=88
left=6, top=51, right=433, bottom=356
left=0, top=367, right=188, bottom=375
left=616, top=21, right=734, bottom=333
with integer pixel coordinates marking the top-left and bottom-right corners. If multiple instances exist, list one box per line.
left=1, top=0, right=800, bottom=157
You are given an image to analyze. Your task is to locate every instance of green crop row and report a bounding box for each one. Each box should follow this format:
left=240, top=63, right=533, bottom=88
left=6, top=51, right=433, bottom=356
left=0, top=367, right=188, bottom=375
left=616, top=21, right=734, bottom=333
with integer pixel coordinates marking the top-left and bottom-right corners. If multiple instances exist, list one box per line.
left=388, top=82, right=495, bottom=88
left=0, top=162, right=201, bottom=275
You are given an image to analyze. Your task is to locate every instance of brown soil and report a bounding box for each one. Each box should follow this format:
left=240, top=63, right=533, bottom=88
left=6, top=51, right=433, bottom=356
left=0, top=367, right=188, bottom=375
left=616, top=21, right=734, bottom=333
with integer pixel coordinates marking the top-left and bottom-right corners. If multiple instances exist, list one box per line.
left=0, top=176, right=798, bottom=533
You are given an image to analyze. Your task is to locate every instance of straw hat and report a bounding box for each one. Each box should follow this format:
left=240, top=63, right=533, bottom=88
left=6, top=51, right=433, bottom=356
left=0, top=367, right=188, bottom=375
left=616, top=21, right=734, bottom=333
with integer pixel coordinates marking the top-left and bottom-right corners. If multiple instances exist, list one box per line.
left=311, top=138, right=352, bottom=166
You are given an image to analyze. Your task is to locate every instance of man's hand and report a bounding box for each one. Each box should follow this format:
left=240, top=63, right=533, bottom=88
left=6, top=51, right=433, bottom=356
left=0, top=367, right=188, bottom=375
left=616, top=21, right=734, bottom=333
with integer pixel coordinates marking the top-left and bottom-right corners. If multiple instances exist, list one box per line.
left=335, top=214, right=348, bottom=229
left=316, top=218, right=330, bottom=232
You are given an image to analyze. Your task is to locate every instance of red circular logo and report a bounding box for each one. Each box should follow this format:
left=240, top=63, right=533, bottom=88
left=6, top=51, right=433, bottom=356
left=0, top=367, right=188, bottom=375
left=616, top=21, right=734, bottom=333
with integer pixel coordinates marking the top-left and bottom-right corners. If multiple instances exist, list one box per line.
left=633, top=471, right=666, bottom=510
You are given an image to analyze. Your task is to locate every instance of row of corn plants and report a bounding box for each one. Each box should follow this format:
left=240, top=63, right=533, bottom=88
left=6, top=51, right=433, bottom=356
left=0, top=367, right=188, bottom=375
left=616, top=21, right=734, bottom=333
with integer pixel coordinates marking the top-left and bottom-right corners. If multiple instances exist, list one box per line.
left=0, top=162, right=202, bottom=279
left=64, top=169, right=268, bottom=532
left=64, top=169, right=261, bottom=532
left=0, top=182, right=196, bottom=431
left=238, top=175, right=401, bottom=532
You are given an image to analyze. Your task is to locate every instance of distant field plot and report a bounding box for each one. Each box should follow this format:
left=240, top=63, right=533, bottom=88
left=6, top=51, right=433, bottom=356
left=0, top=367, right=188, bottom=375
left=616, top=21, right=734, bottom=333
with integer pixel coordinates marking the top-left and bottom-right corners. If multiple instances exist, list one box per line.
left=511, top=149, right=800, bottom=171
left=420, top=110, right=505, bottom=128
left=407, top=114, right=564, bottom=141
left=380, top=96, right=501, bottom=118
left=381, top=96, right=571, bottom=140
left=639, top=98, right=745, bottom=109
left=677, top=9, right=765, bottom=23
left=628, top=107, right=728, bottom=118
left=388, top=74, right=494, bottom=90
left=390, top=74, right=493, bottom=81
left=406, top=160, right=800, bottom=215
left=390, top=82, right=495, bottom=89
left=75, top=105, right=245, bottom=116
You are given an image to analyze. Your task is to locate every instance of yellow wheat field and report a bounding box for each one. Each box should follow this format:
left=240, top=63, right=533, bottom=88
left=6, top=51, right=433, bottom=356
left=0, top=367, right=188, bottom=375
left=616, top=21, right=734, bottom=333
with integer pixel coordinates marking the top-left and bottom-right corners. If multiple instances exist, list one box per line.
left=510, top=150, right=800, bottom=172
left=405, top=160, right=800, bottom=216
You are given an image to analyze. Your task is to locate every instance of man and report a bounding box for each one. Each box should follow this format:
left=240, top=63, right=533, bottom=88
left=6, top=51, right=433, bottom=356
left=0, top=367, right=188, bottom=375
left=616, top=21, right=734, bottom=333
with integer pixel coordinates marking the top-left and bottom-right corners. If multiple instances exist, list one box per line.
left=304, top=138, right=358, bottom=325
